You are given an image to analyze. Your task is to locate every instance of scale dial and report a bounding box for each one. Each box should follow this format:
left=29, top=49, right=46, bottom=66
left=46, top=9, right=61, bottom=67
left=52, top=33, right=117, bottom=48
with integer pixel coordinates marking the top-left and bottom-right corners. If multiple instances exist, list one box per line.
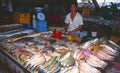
left=37, top=13, right=45, bottom=20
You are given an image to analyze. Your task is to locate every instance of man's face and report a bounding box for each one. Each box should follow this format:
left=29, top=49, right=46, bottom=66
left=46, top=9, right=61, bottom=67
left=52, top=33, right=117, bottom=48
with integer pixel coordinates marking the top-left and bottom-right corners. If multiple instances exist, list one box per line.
left=70, top=4, right=77, bottom=13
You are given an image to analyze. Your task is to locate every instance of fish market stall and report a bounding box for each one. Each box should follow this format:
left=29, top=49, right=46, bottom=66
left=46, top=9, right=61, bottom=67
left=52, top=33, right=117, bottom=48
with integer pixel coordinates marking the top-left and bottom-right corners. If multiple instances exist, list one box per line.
left=0, top=24, right=120, bottom=73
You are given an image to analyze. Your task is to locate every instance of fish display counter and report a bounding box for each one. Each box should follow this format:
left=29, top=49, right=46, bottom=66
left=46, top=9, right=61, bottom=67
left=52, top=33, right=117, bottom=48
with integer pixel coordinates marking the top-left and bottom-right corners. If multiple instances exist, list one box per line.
left=0, top=24, right=120, bottom=73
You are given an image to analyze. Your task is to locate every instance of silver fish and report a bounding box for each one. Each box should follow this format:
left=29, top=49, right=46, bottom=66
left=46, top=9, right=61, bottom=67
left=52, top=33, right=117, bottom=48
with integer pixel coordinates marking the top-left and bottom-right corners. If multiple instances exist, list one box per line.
left=65, top=63, right=80, bottom=73
left=108, top=40, right=120, bottom=51
left=99, top=36, right=109, bottom=44
left=41, top=57, right=56, bottom=68
left=101, top=44, right=117, bottom=55
left=59, top=52, right=75, bottom=67
left=46, top=60, right=58, bottom=71
left=80, top=38, right=98, bottom=50
left=50, top=63, right=61, bottom=73
left=37, top=67, right=46, bottom=73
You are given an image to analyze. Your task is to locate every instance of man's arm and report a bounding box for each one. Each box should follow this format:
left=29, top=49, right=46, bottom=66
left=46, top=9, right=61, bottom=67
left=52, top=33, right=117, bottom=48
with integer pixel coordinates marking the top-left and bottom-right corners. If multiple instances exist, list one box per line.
left=64, top=23, right=68, bottom=32
left=67, top=25, right=83, bottom=34
left=72, top=25, right=83, bottom=32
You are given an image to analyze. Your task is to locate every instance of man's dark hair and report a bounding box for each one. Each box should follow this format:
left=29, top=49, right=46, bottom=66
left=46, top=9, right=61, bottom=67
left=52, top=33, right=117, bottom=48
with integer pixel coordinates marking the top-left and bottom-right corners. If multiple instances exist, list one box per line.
left=70, top=2, right=78, bottom=7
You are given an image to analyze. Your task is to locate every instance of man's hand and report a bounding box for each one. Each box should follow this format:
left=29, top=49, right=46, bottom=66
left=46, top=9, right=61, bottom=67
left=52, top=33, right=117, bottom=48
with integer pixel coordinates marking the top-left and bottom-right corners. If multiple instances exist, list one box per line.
left=64, top=24, right=68, bottom=33
left=67, top=31, right=73, bottom=35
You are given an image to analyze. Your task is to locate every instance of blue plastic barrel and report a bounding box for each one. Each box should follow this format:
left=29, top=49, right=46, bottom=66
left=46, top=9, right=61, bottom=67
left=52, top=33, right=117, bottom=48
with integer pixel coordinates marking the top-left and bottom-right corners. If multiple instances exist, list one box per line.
left=36, top=20, right=47, bottom=32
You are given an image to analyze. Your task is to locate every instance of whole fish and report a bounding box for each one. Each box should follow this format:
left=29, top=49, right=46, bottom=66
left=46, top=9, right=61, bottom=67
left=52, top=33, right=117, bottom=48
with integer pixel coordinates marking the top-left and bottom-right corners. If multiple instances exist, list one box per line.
left=79, top=62, right=101, bottom=73
left=37, top=67, right=46, bottom=73
left=59, top=52, right=75, bottom=67
left=46, top=60, right=58, bottom=71
left=96, top=50, right=114, bottom=61
left=66, top=63, right=80, bottom=73
left=80, top=38, right=99, bottom=49
left=101, top=46, right=117, bottom=56
left=41, top=57, right=56, bottom=68
left=108, top=40, right=120, bottom=52
left=50, top=63, right=61, bottom=73
left=99, top=36, right=109, bottom=44
left=86, top=55, right=107, bottom=68
left=101, top=44, right=117, bottom=55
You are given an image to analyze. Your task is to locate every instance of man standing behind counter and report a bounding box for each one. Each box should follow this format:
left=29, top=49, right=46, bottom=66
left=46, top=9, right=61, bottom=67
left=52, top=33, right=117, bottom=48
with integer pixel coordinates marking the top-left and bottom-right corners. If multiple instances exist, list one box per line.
left=64, top=2, right=84, bottom=37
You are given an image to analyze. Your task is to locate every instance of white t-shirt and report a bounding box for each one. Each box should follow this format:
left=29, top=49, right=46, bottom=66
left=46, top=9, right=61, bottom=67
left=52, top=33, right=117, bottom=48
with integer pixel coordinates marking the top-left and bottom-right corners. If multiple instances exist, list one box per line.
left=64, top=12, right=83, bottom=32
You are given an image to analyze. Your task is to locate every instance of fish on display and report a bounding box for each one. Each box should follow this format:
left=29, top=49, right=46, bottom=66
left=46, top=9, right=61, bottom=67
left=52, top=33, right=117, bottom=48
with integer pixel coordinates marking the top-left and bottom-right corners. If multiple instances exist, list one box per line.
left=108, top=40, right=120, bottom=52
left=73, top=49, right=92, bottom=61
left=65, top=62, right=80, bottom=73
left=99, top=36, right=109, bottom=44
left=95, top=50, right=114, bottom=61
left=79, top=39, right=98, bottom=51
left=25, top=53, right=46, bottom=70
left=44, top=46, right=55, bottom=52
left=86, top=54, right=107, bottom=69
left=40, top=57, right=61, bottom=73
left=79, top=62, right=101, bottom=73
left=59, top=52, right=75, bottom=67
left=99, top=37, right=120, bottom=52
left=47, top=39, right=56, bottom=44
left=100, top=44, right=118, bottom=56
